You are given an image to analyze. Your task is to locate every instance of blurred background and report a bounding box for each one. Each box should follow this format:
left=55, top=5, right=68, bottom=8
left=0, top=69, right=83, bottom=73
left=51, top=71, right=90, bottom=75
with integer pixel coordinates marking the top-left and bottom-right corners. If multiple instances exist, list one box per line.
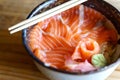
left=0, top=0, right=45, bottom=30
left=0, top=0, right=120, bottom=80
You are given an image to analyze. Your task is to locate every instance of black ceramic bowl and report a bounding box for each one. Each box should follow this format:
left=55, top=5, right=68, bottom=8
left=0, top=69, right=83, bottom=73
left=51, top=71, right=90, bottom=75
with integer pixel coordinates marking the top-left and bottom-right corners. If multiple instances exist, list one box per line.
left=22, top=0, right=120, bottom=80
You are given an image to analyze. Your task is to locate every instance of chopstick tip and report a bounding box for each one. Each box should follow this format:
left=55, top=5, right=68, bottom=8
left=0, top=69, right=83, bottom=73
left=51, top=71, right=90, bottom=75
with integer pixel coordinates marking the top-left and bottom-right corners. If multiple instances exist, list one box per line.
left=8, top=28, right=11, bottom=31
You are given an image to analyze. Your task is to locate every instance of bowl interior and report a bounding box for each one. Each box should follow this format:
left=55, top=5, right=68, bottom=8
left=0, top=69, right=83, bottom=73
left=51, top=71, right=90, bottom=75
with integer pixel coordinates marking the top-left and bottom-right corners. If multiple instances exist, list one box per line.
left=22, top=0, right=120, bottom=75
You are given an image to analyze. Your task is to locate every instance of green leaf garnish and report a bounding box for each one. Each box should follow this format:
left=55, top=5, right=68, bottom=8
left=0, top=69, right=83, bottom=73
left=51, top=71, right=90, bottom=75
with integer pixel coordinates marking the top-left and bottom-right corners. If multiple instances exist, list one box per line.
left=92, top=54, right=107, bottom=68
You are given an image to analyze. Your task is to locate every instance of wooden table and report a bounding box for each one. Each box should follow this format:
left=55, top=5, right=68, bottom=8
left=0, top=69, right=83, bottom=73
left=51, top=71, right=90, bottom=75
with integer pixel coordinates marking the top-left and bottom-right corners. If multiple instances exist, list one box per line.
left=0, top=0, right=120, bottom=80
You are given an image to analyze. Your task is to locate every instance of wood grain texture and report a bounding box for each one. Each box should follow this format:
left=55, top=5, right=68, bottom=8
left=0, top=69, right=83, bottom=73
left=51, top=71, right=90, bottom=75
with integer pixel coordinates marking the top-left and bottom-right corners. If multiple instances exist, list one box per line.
left=0, top=0, right=120, bottom=80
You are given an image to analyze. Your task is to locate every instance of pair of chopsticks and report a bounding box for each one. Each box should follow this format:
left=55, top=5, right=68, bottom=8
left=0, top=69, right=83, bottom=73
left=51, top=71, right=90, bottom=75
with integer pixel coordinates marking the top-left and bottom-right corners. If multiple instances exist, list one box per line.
left=8, top=0, right=87, bottom=34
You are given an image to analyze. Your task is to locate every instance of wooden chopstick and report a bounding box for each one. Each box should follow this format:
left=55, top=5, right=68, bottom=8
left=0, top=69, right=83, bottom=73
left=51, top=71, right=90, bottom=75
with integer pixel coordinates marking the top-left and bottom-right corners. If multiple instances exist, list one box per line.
left=8, top=0, right=87, bottom=34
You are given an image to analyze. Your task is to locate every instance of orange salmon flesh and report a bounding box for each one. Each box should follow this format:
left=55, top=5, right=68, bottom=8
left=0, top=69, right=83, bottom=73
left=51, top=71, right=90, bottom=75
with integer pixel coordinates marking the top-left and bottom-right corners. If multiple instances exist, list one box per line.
left=27, top=5, right=118, bottom=73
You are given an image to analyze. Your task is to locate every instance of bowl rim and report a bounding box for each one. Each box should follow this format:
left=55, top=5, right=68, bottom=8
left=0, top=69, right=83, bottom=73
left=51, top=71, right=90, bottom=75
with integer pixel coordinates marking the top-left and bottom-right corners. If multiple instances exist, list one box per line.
left=22, top=0, right=120, bottom=75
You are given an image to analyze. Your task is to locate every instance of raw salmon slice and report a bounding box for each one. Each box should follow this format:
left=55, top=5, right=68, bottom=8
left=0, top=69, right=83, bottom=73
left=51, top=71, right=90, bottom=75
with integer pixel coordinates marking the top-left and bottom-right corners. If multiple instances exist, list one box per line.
left=65, top=59, right=97, bottom=73
left=87, top=26, right=118, bottom=44
left=35, top=47, right=74, bottom=69
left=28, top=28, right=72, bottom=51
left=72, top=38, right=100, bottom=62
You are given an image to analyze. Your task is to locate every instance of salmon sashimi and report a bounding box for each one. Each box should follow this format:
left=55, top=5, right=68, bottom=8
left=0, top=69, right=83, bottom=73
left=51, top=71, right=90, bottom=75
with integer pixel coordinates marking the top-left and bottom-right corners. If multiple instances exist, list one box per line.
left=44, top=16, right=72, bottom=40
left=27, top=4, right=118, bottom=73
left=65, top=59, right=97, bottom=73
left=72, top=38, right=100, bottom=62
left=88, top=26, right=118, bottom=44
left=34, top=47, right=74, bottom=69
left=28, top=28, right=72, bottom=51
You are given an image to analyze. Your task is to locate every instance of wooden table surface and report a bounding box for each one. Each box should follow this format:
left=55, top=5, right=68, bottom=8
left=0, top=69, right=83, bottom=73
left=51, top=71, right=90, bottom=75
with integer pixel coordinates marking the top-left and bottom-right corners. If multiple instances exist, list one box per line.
left=0, top=0, right=120, bottom=80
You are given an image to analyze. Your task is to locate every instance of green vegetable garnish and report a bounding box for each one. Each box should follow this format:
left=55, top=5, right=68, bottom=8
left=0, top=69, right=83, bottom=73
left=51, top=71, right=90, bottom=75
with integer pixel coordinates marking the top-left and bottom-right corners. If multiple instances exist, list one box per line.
left=92, top=54, right=107, bottom=68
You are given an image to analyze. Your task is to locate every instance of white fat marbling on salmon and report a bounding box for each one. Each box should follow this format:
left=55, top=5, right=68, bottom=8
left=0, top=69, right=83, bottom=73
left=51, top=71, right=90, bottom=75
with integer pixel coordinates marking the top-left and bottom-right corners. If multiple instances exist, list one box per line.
left=40, top=50, right=46, bottom=57
left=79, top=5, right=84, bottom=26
